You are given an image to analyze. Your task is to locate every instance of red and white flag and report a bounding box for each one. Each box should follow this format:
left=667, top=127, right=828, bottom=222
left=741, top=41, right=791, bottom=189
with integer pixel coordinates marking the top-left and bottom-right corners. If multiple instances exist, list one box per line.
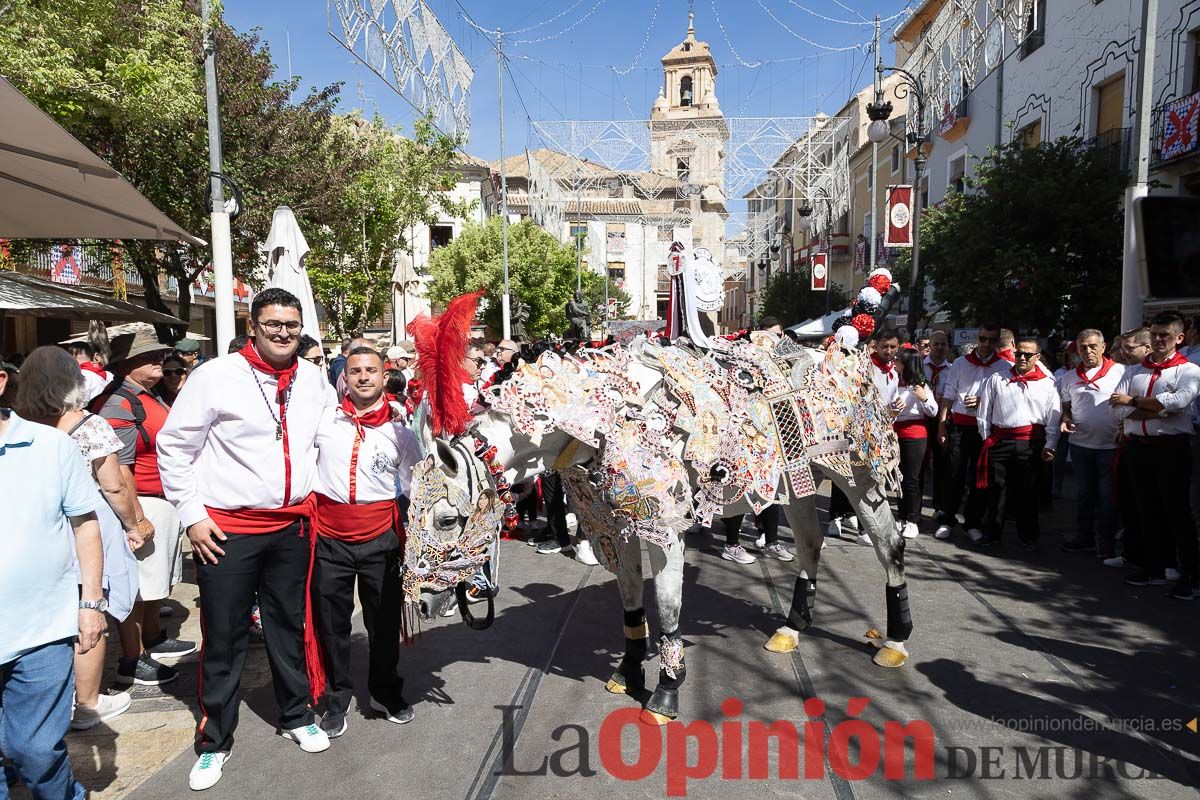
left=885, top=185, right=914, bottom=248
left=811, top=252, right=828, bottom=291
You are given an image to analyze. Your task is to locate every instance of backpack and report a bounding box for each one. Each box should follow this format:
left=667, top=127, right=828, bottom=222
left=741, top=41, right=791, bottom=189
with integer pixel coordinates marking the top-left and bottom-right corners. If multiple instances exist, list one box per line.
left=90, top=382, right=151, bottom=448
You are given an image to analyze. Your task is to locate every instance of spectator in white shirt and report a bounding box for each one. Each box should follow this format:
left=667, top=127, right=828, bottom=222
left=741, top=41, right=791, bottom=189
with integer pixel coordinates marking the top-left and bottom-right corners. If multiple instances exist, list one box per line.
left=892, top=348, right=938, bottom=539
left=935, top=323, right=1010, bottom=540
left=1109, top=311, right=1200, bottom=599
left=65, top=341, right=112, bottom=401
left=975, top=337, right=1062, bottom=550
left=1059, top=330, right=1124, bottom=556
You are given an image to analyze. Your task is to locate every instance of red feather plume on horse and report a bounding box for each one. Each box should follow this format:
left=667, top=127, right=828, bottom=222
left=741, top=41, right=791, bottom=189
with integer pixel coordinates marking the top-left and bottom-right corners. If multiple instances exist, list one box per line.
left=406, top=290, right=484, bottom=437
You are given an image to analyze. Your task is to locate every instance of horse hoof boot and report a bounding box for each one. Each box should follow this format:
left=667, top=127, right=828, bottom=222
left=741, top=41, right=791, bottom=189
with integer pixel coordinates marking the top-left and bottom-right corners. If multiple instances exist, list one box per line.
left=765, top=630, right=798, bottom=653
left=639, top=709, right=673, bottom=726
left=872, top=646, right=908, bottom=668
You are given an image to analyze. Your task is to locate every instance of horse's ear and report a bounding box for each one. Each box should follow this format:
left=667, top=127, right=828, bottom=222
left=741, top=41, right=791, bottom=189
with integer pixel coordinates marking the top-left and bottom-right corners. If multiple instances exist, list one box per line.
left=434, top=439, right=459, bottom=478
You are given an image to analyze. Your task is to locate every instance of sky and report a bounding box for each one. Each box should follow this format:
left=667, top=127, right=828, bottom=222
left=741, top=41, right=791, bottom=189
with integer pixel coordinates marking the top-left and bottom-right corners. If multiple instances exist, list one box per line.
left=224, top=0, right=915, bottom=162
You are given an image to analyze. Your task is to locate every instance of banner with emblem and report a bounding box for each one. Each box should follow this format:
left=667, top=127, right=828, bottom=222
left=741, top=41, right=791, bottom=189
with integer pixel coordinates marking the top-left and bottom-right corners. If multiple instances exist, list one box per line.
left=884, top=185, right=914, bottom=248
left=1160, top=92, right=1200, bottom=162
left=811, top=252, right=828, bottom=291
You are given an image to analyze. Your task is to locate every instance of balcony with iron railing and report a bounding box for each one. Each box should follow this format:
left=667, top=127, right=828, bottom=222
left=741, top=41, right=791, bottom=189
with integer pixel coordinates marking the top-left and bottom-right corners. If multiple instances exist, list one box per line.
left=1151, top=90, right=1200, bottom=168
left=1082, top=126, right=1133, bottom=174
left=1, top=241, right=147, bottom=296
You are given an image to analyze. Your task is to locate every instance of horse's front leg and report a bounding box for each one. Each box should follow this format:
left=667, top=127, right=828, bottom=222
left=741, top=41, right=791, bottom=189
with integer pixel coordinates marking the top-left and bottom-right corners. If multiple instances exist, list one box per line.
left=765, top=493, right=822, bottom=653
left=607, top=534, right=649, bottom=696
left=843, top=466, right=912, bottom=668
left=641, top=536, right=685, bottom=725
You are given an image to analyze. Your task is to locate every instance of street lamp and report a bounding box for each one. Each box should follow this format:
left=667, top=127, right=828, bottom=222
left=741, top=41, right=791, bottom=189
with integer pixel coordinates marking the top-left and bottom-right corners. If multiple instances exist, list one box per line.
left=867, top=67, right=930, bottom=329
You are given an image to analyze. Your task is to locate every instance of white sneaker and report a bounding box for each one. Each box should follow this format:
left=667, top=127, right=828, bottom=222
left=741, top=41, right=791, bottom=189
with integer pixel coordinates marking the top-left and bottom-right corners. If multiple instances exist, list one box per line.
left=280, top=722, right=331, bottom=753
left=565, top=512, right=578, bottom=533
left=902, top=522, right=919, bottom=539
left=1166, top=567, right=1182, bottom=581
left=966, top=528, right=984, bottom=543
left=574, top=539, right=599, bottom=566
left=826, top=518, right=842, bottom=538
left=853, top=533, right=872, bottom=545
left=934, top=524, right=953, bottom=540
left=189, top=751, right=229, bottom=791
left=755, top=533, right=767, bottom=549
left=1102, top=556, right=1126, bottom=568
left=722, top=544, right=757, bottom=564
left=841, top=516, right=860, bottom=533
left=71, top=692, right=132, bottom=730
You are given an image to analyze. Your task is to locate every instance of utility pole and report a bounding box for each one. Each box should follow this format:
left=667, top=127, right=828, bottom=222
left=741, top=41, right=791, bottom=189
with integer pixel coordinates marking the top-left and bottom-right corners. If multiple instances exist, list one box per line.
left=1122, top=0, right=1159, bottom=330
left=201, top=0, right=235, bottom=354
left=870, top=14, right=881, bottom=269
left=497, top=29, right=512, bottom=340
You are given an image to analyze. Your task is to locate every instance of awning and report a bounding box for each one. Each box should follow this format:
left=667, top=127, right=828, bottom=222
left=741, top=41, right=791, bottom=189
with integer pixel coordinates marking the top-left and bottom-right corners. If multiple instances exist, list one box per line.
left=0, top=271, right=185, bottom=324
left=0, top=77, right=203, bottom=245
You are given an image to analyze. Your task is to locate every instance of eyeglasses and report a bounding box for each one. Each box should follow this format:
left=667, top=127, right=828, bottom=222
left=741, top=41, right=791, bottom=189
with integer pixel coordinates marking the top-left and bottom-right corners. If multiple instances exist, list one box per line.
left=472, top=357, right=486, bottom=366
left=977, top=334, right=999, bottom=343
left=162, top=368, right=188, bottom=377
left=255, top=320, right=302, bottom=335
left=1014, top=351, right=1038, bottom=360
left=304, top=355, right=324, bottom=365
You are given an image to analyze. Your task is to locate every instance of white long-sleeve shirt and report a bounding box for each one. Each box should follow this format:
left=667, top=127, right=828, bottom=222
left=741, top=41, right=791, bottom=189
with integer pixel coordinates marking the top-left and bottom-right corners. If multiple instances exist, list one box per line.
left=872, top=360, right=899, bottom=408
left=977, top=368, right=1063, bottom=450
left=942, top=352, right=1011, bottom=421
left=923, top=357, right=951, bottom=402
left=1059, top=360, right=1125, bottom=450
left=894, top=385, right=939, bottom=423
left=314, top=401, right=420, bottom=504
left=1112, top=358, right=1200, bottom=437
left=156, top=354, right=336, bottom=528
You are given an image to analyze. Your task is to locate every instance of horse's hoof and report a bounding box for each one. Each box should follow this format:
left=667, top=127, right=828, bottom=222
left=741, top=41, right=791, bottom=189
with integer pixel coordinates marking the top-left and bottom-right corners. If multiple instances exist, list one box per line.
left=639, top=709, right=673, bottom=726
left=605, top=678, right=627, bottom=695
left=764, top=631, right=798, bottom=653
left=872, top=646, right=908, bottom=668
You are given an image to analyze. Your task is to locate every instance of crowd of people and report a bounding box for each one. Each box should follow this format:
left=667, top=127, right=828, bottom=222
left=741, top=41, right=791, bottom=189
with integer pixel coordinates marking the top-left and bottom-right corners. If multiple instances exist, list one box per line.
left=3, top=291, right=1198, bottom=799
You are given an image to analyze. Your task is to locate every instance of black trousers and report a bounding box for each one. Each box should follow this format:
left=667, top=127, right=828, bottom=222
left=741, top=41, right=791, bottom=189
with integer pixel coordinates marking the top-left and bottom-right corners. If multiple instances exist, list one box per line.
left=897, top=437, right=927, bottom=523
left=925, top=419, right=945, bottom=511
left=194, top=521, right=312, bottom=754
left=541, top=471, right=571, bottom=548
left=981, top=439, right=1041, bottom=543
left=940, top=423, right=987, bottom=528
left=312, top=529, right=404, bottom=716
left=721, top=505, right=780, bottom=546
left=1124, top=435, right=1198, bottom=582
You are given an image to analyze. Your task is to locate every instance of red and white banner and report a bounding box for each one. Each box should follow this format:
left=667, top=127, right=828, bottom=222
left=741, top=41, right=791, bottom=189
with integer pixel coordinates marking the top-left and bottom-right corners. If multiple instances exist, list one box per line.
left=885, top=185, right=914, bottom=248
left=811, top=252, right=828, bottom=291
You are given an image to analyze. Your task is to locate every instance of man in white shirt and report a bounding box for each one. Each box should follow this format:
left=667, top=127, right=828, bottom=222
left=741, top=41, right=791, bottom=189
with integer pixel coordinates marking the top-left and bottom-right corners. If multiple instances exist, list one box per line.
left=65, top=341, right=112, bottom=401
left=157, top=288, right=337, bottom=790
left=934, top=323, right=1010, bottom=540
left=870, top=329, right=901, bottom=408
left=1110, top=311, right=1200, bottom=600
left=312, top=347, right=420, bottom=739
left=1059, top=329, right=1124, bottom=556
left=975, top=337, right=1062, bottom=550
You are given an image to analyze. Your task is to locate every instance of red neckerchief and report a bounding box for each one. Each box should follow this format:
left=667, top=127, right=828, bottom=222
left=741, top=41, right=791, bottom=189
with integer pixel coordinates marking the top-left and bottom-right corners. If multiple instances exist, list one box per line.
left=925, top=358, right=948, bottom=389
left=965, top=349, right=1000, bottom=368
left=1138, top=351, right=1190, bottom=436
left=79, top=361, right=107, bottom=378
left=998, top=347, right=1016, bottom=363
left=1074, top=358, right=1116, bottom=391
left=870, top=353, right=896, bottom=380
left=240, top=341, right=299, bottom=500
left=339, top=396, right=392, bottom=504
left=1008, top=364, right=1049, bottom=385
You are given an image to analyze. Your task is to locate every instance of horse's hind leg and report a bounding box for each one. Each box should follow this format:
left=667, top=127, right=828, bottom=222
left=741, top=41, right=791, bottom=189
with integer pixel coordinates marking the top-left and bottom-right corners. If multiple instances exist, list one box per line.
left=607, top=535, right=648, bottom=695
left=840, top=465, right=912, bottom=668
left=765, top=493, right=822, bottom=653
left=641, top=537, right=686, bottom=726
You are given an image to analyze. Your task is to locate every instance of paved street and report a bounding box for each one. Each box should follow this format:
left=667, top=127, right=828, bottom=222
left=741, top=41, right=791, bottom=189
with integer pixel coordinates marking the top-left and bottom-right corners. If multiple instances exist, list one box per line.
left=67, top=479, right=1200, bottom=800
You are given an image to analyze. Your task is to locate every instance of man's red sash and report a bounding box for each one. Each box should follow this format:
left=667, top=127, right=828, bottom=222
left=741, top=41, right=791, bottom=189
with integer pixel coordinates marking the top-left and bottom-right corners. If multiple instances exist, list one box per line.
left=975, top=425, right=1044, bottom=489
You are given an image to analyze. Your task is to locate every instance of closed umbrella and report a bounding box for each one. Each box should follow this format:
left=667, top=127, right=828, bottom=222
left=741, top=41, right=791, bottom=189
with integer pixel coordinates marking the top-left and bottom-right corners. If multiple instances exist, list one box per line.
left=263, top=206, right=319, bottom=340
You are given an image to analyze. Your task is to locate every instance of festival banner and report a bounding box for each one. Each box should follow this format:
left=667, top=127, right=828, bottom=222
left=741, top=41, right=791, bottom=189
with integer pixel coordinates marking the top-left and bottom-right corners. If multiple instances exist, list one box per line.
left=885, top=185, right=914, bottom=248
left=811, top=252, right=828, bottom=291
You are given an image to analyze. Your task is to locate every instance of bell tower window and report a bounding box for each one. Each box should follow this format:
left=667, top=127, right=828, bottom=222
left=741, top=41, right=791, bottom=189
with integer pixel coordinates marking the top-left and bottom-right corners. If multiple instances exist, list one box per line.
left=680, top=75, right=693, bottom=107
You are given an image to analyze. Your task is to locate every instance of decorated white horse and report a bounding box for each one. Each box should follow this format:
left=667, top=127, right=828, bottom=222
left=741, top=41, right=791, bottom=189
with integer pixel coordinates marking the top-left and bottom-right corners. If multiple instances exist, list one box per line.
left=399, top=288, right=914, bottom=725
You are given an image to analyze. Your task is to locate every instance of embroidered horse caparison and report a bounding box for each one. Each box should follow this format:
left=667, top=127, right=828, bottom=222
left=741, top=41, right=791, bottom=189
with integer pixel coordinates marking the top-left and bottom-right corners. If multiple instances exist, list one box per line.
left=409, top=323, right=914, bottom=725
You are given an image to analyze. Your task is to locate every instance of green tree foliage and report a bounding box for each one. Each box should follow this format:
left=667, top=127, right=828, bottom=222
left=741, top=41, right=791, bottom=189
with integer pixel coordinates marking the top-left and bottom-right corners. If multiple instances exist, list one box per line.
left=427, top=217, right=628, bottom=338
left=916, top=137, right=1126, bottom=334
left=759, top=269, right=850, bottom=326
left=306, top=114, right=472, bottom=337
left=1, top=1, right=360, bottom=331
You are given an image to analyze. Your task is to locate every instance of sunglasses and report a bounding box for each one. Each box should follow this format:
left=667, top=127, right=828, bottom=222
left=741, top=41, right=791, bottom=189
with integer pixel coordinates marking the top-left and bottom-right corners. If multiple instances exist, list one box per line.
left=1014, top=351, right=1038, bottom=360
left=304, top=354, right=325, bottom=365
left=977, top=335, right=999, bottom=343
left=162, top=367, right=188, bottom=377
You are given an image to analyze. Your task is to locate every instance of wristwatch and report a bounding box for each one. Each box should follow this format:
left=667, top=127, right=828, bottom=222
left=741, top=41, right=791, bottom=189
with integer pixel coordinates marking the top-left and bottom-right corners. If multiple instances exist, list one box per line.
left=79, top=598, right=109, bottom=614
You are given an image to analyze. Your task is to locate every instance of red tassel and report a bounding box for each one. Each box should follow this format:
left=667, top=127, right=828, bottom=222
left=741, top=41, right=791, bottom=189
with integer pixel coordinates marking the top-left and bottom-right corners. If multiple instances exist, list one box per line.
left=302, top=522, right=326, bottom=702
left=407, top=290, right=484, bottom=437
